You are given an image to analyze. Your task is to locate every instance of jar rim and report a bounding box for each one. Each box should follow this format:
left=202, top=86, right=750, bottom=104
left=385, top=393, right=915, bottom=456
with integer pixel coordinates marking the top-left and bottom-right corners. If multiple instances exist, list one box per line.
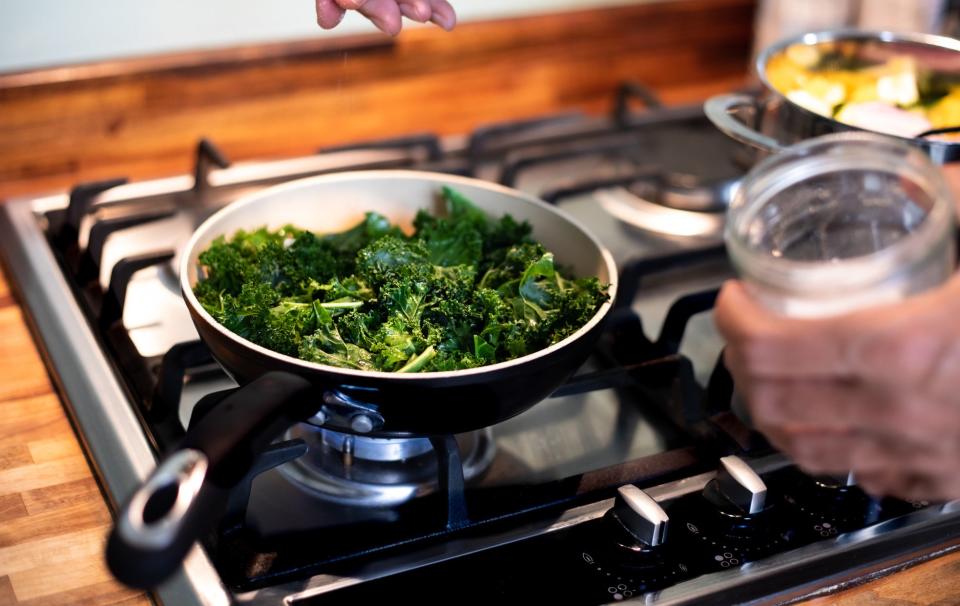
left=725, top=132, right=956, bottom=294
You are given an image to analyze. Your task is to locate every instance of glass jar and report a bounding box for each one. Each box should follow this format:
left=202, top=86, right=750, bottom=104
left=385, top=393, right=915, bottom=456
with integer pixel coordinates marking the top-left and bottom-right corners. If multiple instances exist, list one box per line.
left=726, top=132, right=957, bottom=318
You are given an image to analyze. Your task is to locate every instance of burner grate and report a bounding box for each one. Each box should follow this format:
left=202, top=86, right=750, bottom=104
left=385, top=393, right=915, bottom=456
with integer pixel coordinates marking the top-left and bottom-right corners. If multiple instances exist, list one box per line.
left=29, top=81, right=761, bottom=593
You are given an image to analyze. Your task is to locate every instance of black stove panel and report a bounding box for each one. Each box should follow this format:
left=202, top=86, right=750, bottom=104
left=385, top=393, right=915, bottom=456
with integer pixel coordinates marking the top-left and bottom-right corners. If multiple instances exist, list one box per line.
left=292, top=468, right=927, bottom=605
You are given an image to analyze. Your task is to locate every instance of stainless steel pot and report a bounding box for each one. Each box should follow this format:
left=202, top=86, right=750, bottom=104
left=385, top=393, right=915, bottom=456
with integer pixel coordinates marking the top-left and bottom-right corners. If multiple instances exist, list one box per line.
left=705, top=29, right=960, bottom=164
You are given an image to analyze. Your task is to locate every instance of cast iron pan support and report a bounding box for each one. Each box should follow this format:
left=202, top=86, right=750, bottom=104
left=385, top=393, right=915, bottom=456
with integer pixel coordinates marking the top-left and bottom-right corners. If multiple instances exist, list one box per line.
left=429, top=435, right=470, bottom=531
left=219, top=439, right=308, bottom=536
left=703, top=350, right=773, bottom=454
left=99, top=251, right=175, bottom=330
left=53, top=177, right=128, bottom=255
left=613, top=81, right=663, bottom=127
left=76, top=211, right=176, bottom=286
left=193, top=138, right=231, bottom=193
left=107, top=371, right=318, bottom=589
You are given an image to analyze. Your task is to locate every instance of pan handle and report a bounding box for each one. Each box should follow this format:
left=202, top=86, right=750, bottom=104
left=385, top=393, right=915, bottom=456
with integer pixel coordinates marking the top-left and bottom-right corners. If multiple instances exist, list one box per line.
left=704, top=94, right=785, bottom=154
left=107, top=371, right=317, bottom=589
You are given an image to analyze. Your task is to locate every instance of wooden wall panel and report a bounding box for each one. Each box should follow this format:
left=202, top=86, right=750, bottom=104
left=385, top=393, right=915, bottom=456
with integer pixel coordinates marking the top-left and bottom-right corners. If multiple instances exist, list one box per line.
left=0, top=0, right=756, bottom=199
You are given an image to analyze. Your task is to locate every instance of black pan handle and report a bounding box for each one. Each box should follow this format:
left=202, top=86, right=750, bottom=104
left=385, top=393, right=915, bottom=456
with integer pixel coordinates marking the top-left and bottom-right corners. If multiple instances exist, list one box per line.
left=107, top=371, right=317, bottom=589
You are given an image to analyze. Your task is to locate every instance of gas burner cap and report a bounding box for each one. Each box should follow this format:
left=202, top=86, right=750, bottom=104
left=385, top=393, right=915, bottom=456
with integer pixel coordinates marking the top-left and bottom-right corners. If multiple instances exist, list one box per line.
left=595, top=186, right=726, bottom=240
left=278, top=425, right=496, bottom=507
left=320, top=430, right=435, bottom=461
left=656, top=174, right=740, bottom=213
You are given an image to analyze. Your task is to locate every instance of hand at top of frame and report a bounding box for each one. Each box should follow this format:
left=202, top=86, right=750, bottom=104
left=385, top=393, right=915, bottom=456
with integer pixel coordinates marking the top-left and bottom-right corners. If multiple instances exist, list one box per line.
left=316, top=0, right=456, bottom=36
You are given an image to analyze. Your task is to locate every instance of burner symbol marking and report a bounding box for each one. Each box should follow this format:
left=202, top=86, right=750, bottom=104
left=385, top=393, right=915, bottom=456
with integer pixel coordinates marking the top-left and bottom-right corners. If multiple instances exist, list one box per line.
left=814, top=523, right=838, bottom=537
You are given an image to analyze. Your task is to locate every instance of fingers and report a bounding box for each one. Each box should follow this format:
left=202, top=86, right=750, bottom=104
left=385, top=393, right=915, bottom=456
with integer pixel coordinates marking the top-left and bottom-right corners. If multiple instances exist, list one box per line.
left=326, top=0, right=456, bottom=34
left=783, top=430, right=860, bottom=475
left=746, top=379, right=872, bottom=434
left=716, top=279, right=958, bottom=384
left=748, top=391, right=960, bottom=500
left=744, top=375, right=960, bottom=449
left=856, top=468, right=960, bottom=501
left=428, top=0, right=457, bottom=30
left=763, top=424, right=960, bottom=499
left=356, top=0, right=403, bottom=36
left=397, top=0, right=431, bottom=22
left=316, top=0, right=347, bottom=29
left=716, top=281, right=864, bottom=379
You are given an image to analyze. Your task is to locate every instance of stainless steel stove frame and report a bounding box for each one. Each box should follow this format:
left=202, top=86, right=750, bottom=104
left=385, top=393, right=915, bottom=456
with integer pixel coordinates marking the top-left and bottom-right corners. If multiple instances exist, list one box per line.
left=3, top=96, right=960, bottom=605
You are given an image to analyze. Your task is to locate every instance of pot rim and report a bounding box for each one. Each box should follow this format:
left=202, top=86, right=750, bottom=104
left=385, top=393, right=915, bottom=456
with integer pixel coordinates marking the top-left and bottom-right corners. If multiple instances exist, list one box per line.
left=755, top=28, right=960, bottom=149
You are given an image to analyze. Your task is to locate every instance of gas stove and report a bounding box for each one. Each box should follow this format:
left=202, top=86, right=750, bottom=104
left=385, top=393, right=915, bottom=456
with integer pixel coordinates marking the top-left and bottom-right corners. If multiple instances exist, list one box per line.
left=2, top=83, right=959, bottom=606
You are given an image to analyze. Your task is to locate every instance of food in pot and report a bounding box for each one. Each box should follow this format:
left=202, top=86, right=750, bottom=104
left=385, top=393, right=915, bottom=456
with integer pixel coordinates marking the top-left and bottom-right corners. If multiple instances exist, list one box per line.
left=193, top=187, right=608, bottom=373
left=766, top=42, right=960, bottom=138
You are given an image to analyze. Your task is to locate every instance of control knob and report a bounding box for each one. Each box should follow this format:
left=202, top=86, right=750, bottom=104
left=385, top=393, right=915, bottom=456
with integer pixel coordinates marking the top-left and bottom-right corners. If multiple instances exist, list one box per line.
left=609, top=484, right=669, bottom=547
left=703, top=455, right=768, bottom=515
left=583, top=484, right=684, bottom=595
left=680, top=455, right=796, bottom=566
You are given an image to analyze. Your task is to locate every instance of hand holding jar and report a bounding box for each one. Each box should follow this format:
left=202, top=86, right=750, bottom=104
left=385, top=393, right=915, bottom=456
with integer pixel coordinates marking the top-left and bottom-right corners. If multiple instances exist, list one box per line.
left=715, top=133, right=960, bottom=501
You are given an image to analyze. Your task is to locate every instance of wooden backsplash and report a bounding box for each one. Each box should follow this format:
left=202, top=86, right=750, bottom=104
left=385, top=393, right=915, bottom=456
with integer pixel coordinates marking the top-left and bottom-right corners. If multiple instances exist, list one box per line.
left=0, top=0, right=755, bottom=198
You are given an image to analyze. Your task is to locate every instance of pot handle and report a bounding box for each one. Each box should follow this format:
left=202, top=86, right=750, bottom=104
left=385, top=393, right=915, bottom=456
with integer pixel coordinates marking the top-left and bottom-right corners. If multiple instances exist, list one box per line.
left=106, top=371, right=316, bottom=589
left=703, top=94, right=785, bottom=154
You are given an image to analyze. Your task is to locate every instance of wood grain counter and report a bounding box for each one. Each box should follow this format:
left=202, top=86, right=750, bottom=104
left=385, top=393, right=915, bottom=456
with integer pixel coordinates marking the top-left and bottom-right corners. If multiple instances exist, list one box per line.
left=0, top=1, right=958, bottom=603
left=0, top=275, right=150, bottom=605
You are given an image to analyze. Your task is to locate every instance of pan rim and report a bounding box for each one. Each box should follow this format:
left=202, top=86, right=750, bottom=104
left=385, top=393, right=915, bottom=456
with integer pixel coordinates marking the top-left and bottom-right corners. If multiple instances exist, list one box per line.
left=179, top=169, right=619, bottom=381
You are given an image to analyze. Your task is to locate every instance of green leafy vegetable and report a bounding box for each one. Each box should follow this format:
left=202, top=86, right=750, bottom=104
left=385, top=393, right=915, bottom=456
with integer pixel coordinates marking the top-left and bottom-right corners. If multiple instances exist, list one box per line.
left=194, top=187, right=608, bottom=373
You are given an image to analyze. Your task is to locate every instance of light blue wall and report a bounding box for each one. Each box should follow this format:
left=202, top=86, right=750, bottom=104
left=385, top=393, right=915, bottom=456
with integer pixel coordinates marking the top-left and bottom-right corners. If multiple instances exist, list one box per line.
left=0, top=0, right=651, bottom=74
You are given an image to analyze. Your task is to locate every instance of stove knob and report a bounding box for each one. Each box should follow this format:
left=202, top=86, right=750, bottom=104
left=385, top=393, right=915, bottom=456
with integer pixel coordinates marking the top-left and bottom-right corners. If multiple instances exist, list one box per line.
left=706, top=455, right=767, bottom=515
left=610, top=485, right=669, bottom=547
left=821, top=470, right=857, bottom=488
left=784, top=470, right=884, bottom=529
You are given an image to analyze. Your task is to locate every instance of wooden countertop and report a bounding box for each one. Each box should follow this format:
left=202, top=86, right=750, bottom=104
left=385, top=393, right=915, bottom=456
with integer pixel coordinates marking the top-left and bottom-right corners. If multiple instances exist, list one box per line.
left=0, top=274, right=150, bottom=605
left=1, top=1, right=959, bottom=603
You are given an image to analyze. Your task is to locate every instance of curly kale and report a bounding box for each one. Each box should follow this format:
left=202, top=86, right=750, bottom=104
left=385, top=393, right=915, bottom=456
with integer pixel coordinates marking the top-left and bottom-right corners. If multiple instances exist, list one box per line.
left=194, top=186, right=608, bottom=373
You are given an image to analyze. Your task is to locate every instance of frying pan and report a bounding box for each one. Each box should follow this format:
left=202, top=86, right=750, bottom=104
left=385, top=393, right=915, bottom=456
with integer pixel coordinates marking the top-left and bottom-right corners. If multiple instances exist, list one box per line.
left=106, top=171, right=618, bottom=588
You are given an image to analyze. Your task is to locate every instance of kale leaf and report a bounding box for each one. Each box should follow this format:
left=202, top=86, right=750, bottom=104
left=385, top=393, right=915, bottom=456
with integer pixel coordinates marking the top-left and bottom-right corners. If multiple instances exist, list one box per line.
left=194, top=187, right=608, bottom=372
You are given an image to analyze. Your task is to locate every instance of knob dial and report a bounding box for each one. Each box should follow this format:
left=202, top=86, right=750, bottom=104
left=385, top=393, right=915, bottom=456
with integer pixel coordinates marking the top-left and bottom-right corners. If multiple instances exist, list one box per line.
left=676, top=454, right=799, bottom=567
left=774, top=468, right=886, bottom=534
left=575, top=486, right=686, bottom=596
left=704, top=455, right=768, bottom=515
left=610, top=485, right=669, bottom=547
left=821, top=470, right=857, bottom=488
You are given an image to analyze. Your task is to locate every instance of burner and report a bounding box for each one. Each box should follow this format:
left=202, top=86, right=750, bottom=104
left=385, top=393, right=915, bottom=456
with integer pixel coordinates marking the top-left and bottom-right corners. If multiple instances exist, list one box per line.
left=278, top=426, right=496, bottom=506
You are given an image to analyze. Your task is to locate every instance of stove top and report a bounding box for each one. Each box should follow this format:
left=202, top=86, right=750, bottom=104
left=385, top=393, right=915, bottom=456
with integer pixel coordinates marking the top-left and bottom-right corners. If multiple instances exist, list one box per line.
left=2, top=82, right=959, bottom=606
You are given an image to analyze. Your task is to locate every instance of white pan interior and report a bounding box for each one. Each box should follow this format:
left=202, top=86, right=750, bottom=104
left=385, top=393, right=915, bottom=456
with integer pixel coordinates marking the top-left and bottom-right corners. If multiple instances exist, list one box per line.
left=179, top=170, right=618, bottom=378
left=183, top=171, right=616, bottom=290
